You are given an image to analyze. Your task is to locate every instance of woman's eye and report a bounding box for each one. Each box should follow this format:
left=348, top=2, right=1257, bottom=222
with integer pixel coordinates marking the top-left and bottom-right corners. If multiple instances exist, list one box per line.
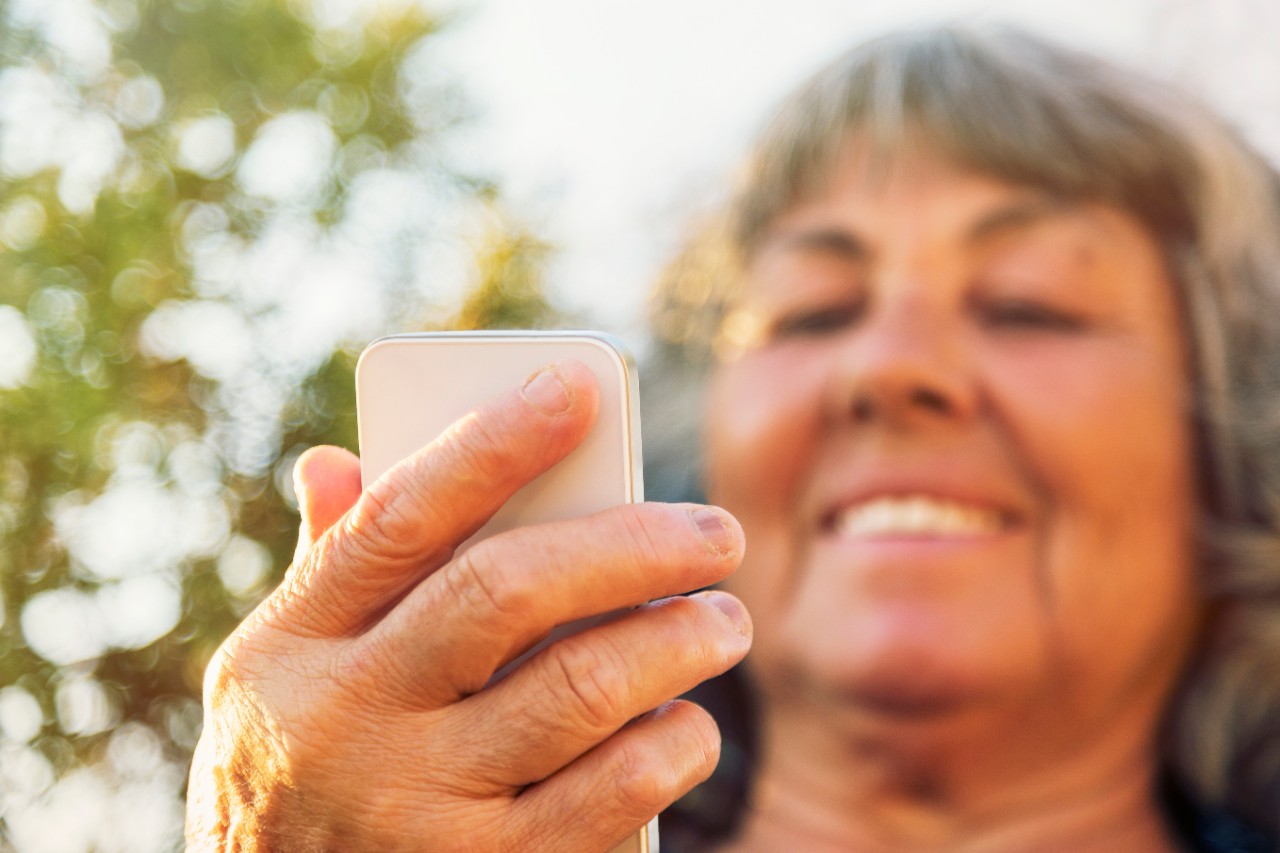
left=979, top=298, right=1085, bottom=333
left=768, top=302, right=862, bottom=340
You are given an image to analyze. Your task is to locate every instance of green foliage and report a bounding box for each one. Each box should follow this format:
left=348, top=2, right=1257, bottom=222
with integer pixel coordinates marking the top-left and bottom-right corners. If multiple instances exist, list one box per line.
left=453, top=214, right=559, bottom=331
left=0, top=1, right=559, bottom=848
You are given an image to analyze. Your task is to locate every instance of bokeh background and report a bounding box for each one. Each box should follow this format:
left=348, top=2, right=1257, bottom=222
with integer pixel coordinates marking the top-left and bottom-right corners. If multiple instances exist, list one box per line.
left=1, top=1, right=1277, bottom=850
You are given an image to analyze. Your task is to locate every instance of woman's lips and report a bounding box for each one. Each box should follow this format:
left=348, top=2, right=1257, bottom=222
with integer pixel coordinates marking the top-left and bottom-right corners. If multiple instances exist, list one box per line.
left=829, top=494, right=1014, bottom=539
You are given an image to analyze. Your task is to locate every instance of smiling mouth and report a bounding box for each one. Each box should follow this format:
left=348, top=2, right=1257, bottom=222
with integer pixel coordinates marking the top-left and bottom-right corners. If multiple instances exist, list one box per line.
left=831, top=495, right=1010, bottom=538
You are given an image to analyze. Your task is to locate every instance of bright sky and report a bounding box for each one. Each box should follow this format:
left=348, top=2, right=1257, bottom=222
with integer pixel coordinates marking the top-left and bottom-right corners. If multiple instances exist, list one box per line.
left=427, top=0, right=1280, bottom=347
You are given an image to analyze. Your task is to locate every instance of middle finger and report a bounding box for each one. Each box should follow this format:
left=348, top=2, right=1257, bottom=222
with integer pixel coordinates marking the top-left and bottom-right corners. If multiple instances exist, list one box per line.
left=451, top=588, right=751, bottom=788
left=342, top=501, right=744, bottom=705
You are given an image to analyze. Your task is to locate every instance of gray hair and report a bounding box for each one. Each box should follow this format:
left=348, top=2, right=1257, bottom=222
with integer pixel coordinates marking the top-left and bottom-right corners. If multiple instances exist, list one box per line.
left=647, top=25, right=1280, bottom=831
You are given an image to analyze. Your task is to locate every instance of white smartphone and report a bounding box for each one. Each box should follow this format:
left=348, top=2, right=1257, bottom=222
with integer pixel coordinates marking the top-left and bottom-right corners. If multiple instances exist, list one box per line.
left=355, top=330, right=656, bottom=853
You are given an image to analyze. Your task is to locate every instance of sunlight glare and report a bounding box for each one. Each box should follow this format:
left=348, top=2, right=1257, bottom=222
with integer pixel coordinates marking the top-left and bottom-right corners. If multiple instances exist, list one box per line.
left=236, top=110, right=336, bottom=204
left=0, top=306, right=38, bottom=389
left=176, top=114, right=236, bottom=178
left=0, top=688, right=44, bottom=745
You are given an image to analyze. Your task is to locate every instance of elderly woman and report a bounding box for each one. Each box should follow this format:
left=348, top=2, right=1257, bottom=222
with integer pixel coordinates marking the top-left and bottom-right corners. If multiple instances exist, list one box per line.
left=187, top=26, right=1280, bottom=852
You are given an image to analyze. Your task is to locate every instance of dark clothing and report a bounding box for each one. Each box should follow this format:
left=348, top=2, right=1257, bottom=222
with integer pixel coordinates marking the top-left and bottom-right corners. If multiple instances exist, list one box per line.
left=1162, top=777, right=1275, bottom=853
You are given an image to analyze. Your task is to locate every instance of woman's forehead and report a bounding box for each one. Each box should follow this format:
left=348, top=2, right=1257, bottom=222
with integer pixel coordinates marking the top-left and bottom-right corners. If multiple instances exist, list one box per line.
left=746, top=136, right=1024, bottom=246
left=753, top=151, right=1086, bottom=258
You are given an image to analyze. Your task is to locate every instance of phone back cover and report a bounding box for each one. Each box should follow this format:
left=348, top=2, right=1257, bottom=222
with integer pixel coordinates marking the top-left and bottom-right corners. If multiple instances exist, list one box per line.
left=356, top=332, right=642, bottom=548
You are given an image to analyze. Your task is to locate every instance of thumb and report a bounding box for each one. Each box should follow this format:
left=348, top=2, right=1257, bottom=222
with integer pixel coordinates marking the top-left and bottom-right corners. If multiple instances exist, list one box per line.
left=293, top=445, right=363, bottom=561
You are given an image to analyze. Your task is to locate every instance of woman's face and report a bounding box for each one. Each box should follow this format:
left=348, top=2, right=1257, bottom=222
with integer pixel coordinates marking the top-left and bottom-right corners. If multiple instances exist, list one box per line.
left=705, top=152, right=1200, bottom=734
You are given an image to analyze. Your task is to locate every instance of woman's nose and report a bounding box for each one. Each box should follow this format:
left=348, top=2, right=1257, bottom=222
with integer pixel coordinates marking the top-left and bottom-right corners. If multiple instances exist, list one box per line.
left=825, top=291, right=978, bottom=429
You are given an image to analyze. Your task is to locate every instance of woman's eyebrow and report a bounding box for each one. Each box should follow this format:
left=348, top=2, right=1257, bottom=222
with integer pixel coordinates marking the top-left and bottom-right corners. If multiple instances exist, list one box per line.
left=964, top=196, right=1076, bottom=246
left=773, top=227, right=868, bottom=260
left=762, top=196, right=1075, bottom=260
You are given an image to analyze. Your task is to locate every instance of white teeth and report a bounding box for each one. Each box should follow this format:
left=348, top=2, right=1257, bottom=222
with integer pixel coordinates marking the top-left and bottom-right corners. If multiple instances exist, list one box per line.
left=835, top=496, right=1004, bottom=538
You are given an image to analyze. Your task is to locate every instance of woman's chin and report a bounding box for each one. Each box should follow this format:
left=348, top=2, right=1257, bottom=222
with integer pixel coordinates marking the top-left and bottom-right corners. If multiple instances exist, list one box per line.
left=765, top=606, right=1027, bottom=725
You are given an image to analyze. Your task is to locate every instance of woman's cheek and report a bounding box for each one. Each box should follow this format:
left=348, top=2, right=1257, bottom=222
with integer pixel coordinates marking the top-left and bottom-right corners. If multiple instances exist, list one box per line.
left=705, top=351, right=823, bottom=514
left=705, top=352, right=825, bottom=622
left=983, top=340, right=1191, bottom=514
left=983, top=343, right=1197, bottom=657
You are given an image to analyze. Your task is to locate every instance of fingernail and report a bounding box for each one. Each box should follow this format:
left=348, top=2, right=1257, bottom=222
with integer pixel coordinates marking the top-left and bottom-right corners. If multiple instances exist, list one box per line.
left=701, top=590, right=751, bottom=638
left=521, top=366, right=572, bottom=414
left=689, top=507, right=734, bottom=555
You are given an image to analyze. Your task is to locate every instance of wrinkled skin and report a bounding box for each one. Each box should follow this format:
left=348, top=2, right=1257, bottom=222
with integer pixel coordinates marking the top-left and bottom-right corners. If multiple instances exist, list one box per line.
left=186, top=362, right=752, bottom=851
left=707, top=155, right=1199, bottom=851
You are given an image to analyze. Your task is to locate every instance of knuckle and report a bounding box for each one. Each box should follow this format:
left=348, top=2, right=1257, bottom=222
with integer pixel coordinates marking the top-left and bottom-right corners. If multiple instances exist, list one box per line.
left=442, top=413, right=518, bottom=491
left=670, top=595, right=738, bottom=658
left=617, top=507, right=669, bottom=568
left=336, top=416, right=530, bottom=569
left=610, top=740, right=672, bottom=820
left=341, top=479, right=419, bottom=563
left=547, top=637, right=629, bottom=731
left=651, top=595, right=713, bottom=648
left=609, top=597, right=744, bottom=699
left=331, top=635, right=391, bottom=692
left=444, top=543, right=533, bottom=628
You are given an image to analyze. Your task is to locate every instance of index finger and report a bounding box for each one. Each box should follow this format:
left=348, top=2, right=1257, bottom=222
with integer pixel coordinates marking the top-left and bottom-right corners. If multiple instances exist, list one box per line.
left=275, top=361, right=599, bottom=638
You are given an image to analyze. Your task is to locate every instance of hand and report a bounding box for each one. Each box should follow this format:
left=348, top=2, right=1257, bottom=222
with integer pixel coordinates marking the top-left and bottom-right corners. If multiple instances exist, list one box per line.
left=185, top=361, right=751, bottom=852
